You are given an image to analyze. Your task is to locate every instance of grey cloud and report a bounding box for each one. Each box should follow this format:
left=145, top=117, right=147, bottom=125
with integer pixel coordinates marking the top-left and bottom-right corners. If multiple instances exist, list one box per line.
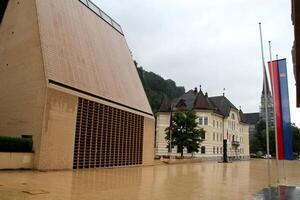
left=94, top=0, right=300, bottom=125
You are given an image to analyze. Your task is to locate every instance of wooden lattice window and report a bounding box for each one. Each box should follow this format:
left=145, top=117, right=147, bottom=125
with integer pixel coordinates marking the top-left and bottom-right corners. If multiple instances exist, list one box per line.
left=73, top=98, right=144, bottom=169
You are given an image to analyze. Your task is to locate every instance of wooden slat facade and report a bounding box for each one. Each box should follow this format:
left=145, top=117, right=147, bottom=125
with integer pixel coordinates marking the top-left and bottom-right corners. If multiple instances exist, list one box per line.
left=73, top=98, right=144, bottom=169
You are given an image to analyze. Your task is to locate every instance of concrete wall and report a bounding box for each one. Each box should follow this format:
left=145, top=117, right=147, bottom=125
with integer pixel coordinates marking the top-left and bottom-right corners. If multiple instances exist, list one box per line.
left=0, top=152, right=34, bottom=169
left=37, top=87, right=154, bottom=170
left=37, top=89, right=78, bottom=170
left=143, top=117, right=155, bottom=166
left=0, top=0, right=46, bottom=162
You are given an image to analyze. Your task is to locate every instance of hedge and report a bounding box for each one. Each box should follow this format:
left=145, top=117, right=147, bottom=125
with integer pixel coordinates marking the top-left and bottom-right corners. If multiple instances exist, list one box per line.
left=0, top=136, right=33, bottom=152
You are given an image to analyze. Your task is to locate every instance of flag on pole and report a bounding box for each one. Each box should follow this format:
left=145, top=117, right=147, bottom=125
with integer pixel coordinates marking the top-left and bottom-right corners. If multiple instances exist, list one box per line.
left=268, top=59, right=293, bottom=160
left=277, top=59, right=293, bottom=160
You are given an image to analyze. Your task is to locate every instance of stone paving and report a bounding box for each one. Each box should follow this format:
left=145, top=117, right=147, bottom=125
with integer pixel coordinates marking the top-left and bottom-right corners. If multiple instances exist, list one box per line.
left=0, top=159, right=299, bottom=200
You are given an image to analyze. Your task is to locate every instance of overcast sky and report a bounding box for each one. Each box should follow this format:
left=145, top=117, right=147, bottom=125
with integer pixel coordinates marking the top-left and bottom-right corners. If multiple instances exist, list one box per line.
left=94, top=0, right=299, bottom=126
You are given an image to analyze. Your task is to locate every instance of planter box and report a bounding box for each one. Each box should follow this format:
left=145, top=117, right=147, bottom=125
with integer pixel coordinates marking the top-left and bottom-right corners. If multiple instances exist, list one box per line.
left=0, top=152, right=33, bottom=169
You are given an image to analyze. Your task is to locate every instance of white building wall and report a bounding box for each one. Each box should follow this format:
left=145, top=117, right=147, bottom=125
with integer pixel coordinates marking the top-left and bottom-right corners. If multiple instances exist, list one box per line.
left=155, top=109, right=250, bottom=160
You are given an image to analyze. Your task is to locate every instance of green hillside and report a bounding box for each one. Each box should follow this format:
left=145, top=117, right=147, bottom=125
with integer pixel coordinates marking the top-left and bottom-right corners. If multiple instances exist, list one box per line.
left=135, top=61, right=185, bottom=113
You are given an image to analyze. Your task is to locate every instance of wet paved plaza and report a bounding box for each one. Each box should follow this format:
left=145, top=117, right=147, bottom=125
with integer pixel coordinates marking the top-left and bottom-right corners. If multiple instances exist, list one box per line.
left=0, top=159, right=299, bottom=200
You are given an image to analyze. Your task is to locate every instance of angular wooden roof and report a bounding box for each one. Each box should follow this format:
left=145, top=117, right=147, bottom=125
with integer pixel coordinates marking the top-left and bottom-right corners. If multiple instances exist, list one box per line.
left=36, top=0, right=152, bottom=114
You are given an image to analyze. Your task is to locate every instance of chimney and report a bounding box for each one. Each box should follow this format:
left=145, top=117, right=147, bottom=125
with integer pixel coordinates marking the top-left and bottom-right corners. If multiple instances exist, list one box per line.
left=205, top=92, right=208, bottom=97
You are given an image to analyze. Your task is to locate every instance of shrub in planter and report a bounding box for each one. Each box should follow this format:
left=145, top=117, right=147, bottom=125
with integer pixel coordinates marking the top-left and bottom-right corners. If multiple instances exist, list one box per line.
left=0, top=136, right=33, bottom=152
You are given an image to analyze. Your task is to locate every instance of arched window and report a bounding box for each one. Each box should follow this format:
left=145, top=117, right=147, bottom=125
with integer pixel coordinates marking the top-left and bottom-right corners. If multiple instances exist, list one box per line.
left=201, top=146, right=206, bottom=154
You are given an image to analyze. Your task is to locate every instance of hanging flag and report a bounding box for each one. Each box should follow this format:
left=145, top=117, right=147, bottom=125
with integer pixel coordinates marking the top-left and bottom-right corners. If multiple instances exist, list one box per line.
left=268, top=60, right=284, bottom=160
left=277, top=59, right=293, bottom=160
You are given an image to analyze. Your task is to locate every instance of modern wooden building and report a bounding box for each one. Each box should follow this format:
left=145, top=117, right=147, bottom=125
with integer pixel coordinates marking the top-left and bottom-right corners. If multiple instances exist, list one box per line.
left=0, top=0, right=154, bottom=170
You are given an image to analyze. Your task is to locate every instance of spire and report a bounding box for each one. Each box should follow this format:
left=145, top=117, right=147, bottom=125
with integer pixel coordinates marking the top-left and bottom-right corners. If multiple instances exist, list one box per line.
left=194, top=87, right=198, bottom=94
left=193, top=90, right=210, bottom=109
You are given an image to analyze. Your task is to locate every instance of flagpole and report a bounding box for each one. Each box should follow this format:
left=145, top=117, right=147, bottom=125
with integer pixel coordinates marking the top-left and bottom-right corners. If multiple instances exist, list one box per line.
left=169, top=105, right=173, bottom=159
left=259, top=23, right=271, bottom=187
left=268, top=41, right=280, bottom=185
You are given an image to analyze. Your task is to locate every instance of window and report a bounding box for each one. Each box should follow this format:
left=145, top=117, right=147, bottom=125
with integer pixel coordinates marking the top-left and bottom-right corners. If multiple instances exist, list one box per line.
left=213, top=120, right=215, bottom=128
left=204, top=117, right=208, bottom=125
left=221, top=147, right=223, bottom=154
left=217, top=133, right=219, bottom=141
left=217, top=121, right=219, bottom=129
left=199, top=117, right=203, bottom=125
left=213, top=146, right=215, bottom=154
left=201, top=132, right=206, bottom=140
left=231, top=113, right=235, bottom=120
left=201, top=146, right=206, bottom=154
left=217, top=147, right=219, bottom=154
left=213, top=132, right=215, bottom=141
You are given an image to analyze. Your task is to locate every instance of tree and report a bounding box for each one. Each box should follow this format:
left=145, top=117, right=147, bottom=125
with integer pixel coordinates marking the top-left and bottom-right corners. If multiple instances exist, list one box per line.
left=250, top=120, right=276, bottom=155
left=250, top=121, right=300, bottom=158
left=292, top=123, right=300, bottom=156
left=135, top=61, right=185, bottom=112
left=165, top=110, right=205, bottom=157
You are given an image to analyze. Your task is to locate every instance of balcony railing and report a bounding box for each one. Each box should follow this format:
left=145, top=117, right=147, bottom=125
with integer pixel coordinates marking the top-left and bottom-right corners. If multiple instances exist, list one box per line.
left=79, top=0, right=123, bottom=35
left=232, top=141, right=240, bottom=147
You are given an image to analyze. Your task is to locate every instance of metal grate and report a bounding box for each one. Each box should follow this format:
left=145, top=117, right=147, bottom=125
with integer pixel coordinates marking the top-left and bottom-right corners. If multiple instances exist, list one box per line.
left=73, top=98, right=144, bottom=169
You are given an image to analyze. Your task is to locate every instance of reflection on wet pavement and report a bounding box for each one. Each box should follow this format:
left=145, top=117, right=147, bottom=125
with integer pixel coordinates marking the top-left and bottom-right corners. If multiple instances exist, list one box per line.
left=0, top=159, right=299, bottom=200
left=253, top=186, right=300, bottom=200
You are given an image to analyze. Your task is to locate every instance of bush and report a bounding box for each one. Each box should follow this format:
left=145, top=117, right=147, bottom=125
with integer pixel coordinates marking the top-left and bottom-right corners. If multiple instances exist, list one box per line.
left=0, top=136, right=33, bottom=152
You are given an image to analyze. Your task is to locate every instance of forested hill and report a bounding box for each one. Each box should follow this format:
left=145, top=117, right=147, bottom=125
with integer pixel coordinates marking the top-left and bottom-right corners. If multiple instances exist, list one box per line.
left=135, top=61, right=185, bottom=113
